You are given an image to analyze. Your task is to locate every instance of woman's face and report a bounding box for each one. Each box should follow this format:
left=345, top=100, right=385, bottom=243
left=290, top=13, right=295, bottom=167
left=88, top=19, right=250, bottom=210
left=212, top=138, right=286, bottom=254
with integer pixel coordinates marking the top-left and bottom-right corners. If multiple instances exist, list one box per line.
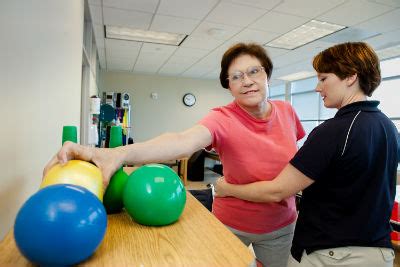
left=227, top=54, right=268, bottom=108
left=315, top=72, right=348, bottom=109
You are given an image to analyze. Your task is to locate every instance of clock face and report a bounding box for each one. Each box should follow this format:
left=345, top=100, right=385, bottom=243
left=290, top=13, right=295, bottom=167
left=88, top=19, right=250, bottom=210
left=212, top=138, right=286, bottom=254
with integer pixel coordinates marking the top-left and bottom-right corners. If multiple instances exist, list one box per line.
left=183, top=93, right=196, bottom=107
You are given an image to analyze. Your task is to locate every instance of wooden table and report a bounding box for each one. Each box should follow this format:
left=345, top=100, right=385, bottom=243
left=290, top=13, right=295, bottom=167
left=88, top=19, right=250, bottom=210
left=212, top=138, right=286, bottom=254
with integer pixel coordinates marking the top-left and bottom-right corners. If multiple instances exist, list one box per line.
left=0, top=193, right=254, bottom=266
left=177, top=157, right=188, bottom=185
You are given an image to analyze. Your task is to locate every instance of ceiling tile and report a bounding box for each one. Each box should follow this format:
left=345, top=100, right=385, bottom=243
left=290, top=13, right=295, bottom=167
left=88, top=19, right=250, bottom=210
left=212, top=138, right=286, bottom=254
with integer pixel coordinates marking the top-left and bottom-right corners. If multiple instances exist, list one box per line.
left=173, top=47, right=210, bottom=59
left=201, top=50, right=226, bottom=66
left=205, top=2, right=267, bottom=27
left=97, top=0, right=400, bottom=82
left=249, top=11, right=309, bottom=34
left=134, top=63, right=162, bottom=73
left=222, top=0, right=282, bottom=10
left=368, top=0, right=400, bottom=7
left=164, top=56, right=200, bottom=66
left=105, top=38, right=142, bottom=50
left=294, top=40, right=334, bottom=56
left=103, top=0, right=159, bottom=13
left=264, top=47, right=290, bottom=58
left=105, top=39, right=141, bottom=60
left=317, top=0, right=393, bottom=26
left=103, top=7, right=153, bottom=29
left=158, top=61, right=195, bottom=76
left=182, top=65, right=215, bottom=78
left=134, top=43, right=178, bottom=73
left=181, top=54, right=220, bottom=77
left=366, top=29, right=400, bottom=50
left=180, top=35, right=225, bottom=50
left=107, top=59, right=134, bottom=71
left=226, top=29, right=280, bottom=46
left=157, top=0, right=219, bottom=20
left=159, top=48, right=211, bottom=74
left=106, top=52, right=137, bottom=64
left=274, top=0, right=346, bottom=18
left=150, top=14, right=200, bottom=34
left=140, top=43, right=178, bottom=54
left=190, top=21, right=242, bottom=41
left=134, top=53, right=173, bottom=67
left=273, top=50, right=311, bottom=68
left=356, top=8, right=400, bottom=34
left=106, top=51, right=137, bottom=66
left=194, top=54, right=220, bottom=69
left=321, top=27, right=380, bottom=43
left=163, top=56, right=199, bottom=66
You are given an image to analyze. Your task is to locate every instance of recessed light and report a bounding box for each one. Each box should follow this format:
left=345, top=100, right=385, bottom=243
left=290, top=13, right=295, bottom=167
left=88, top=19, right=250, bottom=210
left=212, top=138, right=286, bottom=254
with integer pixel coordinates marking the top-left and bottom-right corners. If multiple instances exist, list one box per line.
left=105, top=25, right=187, bottom=46
left=264, top=20, right=346, bottom=50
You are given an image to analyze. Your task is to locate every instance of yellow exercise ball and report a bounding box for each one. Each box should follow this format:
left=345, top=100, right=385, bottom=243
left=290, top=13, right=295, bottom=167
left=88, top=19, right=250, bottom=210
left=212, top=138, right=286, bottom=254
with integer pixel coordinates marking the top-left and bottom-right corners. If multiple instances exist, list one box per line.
left=41, top=160, right=104, bottom=201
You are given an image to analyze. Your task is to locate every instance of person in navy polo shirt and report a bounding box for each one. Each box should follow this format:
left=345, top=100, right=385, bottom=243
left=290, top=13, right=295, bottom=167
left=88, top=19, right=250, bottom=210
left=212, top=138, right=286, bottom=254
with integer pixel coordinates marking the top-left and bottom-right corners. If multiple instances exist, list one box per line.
left=215, top=42, right=399, bottom=267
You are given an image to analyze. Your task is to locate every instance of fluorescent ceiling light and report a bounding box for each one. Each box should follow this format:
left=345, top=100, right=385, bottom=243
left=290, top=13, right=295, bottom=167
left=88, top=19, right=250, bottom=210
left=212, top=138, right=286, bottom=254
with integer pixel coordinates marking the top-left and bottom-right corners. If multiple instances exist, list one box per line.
left=376, top=44, right=400, bottom=60
left=105, top=25, right=187, bottom=46
left=276, top=71, right=316, bottom=81
left=264, top=20, right=346, bottom=50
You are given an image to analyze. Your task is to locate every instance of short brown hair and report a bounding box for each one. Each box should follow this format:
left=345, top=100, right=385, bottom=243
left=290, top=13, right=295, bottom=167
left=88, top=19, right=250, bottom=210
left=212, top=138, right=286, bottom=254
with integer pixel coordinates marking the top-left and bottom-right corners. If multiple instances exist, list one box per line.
left=220, top=43, right=273, bottom=89
left=312, top=42, right=381, bottom=96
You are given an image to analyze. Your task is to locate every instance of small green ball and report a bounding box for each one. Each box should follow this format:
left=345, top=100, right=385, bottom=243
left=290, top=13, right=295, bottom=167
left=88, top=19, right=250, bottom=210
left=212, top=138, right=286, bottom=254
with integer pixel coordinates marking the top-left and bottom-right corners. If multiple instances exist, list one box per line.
left=103, top=168, right=129, bottom=214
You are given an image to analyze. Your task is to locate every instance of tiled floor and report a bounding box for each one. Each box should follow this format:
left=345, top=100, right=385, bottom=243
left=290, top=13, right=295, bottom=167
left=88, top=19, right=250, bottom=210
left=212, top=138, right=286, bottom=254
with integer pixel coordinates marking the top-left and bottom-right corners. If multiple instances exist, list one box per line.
left=186, top=168, right=221, bottom=190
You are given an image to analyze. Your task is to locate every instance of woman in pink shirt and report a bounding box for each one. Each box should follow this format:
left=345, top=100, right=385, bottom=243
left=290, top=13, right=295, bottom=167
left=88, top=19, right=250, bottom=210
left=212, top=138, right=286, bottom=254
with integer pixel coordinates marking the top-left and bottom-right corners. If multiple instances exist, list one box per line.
left=44, top=43, right=305, bottom=267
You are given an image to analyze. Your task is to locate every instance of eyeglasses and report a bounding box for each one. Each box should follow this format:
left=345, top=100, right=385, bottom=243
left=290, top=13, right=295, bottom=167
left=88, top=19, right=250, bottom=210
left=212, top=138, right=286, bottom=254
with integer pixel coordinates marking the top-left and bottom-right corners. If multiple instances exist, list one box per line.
left=227, top=66, right=265, bottom=84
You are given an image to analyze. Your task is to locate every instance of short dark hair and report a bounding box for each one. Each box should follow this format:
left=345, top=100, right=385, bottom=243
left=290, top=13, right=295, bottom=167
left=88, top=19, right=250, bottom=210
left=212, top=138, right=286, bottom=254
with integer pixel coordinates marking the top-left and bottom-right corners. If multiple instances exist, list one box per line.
left=219, top=43, right=273, bottom=89
left=312, top=42, right=381, bottom=96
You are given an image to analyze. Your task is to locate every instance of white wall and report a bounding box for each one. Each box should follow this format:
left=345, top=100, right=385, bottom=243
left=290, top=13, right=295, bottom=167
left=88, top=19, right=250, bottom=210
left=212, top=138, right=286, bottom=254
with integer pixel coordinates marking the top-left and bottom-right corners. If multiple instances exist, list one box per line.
left=0, top=0, right=84, bottom=239
left=100, top=72, right=234, bottom=141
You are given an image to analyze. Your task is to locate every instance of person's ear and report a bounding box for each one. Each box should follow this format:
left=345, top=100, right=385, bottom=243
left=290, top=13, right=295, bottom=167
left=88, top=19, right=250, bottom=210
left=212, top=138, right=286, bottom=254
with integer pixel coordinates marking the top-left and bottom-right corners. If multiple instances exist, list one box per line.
left=346, top=73, right=358, bottom=87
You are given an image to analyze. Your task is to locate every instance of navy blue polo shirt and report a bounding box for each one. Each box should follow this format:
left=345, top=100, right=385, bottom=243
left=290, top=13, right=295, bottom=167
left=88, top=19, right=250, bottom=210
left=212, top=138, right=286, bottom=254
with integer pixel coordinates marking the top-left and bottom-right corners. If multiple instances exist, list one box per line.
left=290, top=101, right=399, bottom=262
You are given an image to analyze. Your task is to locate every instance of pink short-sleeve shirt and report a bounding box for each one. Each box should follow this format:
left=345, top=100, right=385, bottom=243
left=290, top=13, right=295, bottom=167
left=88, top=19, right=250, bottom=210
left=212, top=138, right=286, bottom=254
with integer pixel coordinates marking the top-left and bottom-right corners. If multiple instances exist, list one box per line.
left=199, top=100, right=305, bottom=233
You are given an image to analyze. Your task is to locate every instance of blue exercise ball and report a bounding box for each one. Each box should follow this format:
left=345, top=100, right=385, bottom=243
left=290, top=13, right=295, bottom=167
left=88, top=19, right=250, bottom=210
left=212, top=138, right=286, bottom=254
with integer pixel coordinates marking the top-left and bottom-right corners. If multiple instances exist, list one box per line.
left=14, top=184, right=107, bottom=266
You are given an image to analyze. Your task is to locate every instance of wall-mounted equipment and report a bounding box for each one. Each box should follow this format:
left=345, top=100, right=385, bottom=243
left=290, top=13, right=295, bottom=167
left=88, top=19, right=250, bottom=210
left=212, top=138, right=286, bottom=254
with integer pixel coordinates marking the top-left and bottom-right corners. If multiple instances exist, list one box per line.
left=105, top=92, right=115, bottom=107
left=99, top=91, right=132, bottom=147
left=122, top=93, right=130, bottom=108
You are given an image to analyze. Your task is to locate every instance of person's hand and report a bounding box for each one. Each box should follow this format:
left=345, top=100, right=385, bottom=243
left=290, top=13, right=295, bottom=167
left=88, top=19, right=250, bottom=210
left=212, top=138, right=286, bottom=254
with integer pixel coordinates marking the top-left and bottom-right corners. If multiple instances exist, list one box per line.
left=214, top=176, right=230, bottom=197
left=43, top=141, right=124, bottom=187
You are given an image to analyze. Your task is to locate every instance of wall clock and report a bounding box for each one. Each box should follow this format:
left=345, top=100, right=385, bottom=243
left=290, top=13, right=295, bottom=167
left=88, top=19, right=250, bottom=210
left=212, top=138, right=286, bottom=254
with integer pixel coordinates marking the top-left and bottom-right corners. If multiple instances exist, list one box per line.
left=183, top=93, right=196, bottom=107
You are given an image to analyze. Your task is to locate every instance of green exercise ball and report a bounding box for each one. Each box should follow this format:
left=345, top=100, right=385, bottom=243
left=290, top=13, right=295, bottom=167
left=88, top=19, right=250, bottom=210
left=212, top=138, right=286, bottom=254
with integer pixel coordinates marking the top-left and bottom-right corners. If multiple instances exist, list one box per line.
left=103, top=168, right=129, bottom=214
left=123, top=164, right=186, bottom=226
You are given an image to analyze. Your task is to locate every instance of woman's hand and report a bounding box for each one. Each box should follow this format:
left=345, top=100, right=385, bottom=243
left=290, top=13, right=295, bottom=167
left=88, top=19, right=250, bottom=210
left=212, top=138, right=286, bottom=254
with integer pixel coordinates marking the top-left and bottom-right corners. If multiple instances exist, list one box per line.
left=43, top=141, right=124, bottom=187
left=214, top=176, right=230, bottom=197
